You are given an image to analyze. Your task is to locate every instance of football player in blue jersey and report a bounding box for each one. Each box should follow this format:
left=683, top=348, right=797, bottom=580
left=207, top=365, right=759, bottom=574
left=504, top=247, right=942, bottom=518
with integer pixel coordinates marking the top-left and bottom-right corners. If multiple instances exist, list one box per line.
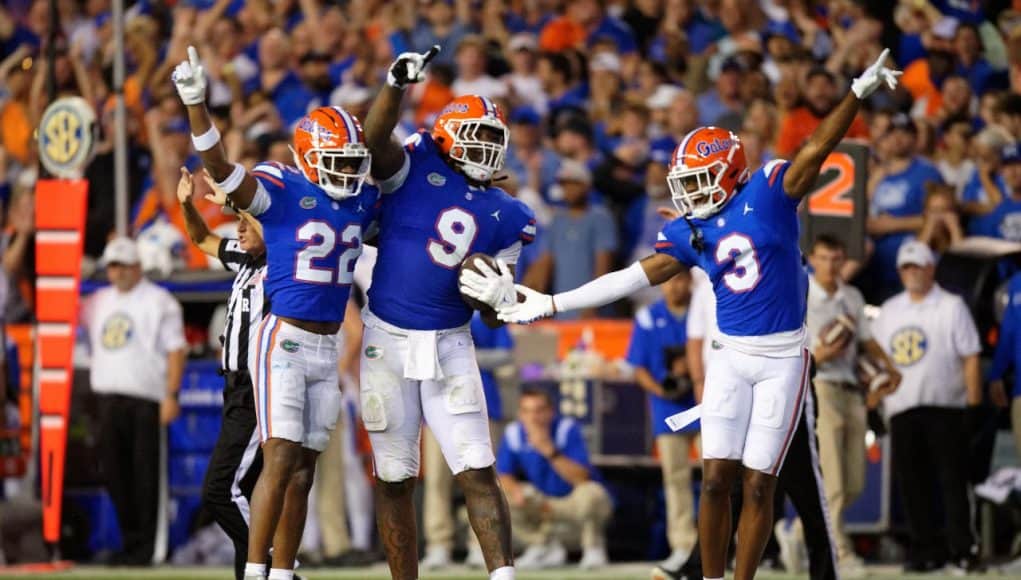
left=173, top=47, right=380, bottom=580
left=358, top=47, right=534, bottom=580
left=465, top=50, right=902, bottom=580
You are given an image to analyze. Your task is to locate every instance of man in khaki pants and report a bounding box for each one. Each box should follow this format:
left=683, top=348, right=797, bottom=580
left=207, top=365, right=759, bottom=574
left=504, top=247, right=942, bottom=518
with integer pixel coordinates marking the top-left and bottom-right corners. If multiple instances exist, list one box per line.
left=496, top=388, right=612, bottom=570
left=806, top=235, right=900, bottom=577
left=625, top=269, right=698, bottom=571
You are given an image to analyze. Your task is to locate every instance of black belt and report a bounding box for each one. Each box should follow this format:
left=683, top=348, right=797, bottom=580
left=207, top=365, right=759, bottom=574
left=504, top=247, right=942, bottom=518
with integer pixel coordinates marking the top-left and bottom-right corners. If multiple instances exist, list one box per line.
left=219, top=368, right=251, bottom=379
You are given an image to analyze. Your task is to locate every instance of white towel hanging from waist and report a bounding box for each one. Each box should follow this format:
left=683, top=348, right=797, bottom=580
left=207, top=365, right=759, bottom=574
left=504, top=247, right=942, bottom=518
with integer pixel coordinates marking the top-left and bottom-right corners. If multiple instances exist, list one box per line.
left=404, top=330, right=445, bottom=380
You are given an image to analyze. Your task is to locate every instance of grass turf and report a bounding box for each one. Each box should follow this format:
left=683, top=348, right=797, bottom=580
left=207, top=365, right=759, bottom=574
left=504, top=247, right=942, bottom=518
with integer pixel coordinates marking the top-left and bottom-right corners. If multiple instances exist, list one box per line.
left=0, top=564, right=1000, bottom=580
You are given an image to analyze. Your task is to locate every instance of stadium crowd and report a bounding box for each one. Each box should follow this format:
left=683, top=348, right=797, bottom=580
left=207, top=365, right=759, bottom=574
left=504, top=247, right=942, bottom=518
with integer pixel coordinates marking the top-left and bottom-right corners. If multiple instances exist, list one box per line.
left=5, top=0, right=1021, bottom=575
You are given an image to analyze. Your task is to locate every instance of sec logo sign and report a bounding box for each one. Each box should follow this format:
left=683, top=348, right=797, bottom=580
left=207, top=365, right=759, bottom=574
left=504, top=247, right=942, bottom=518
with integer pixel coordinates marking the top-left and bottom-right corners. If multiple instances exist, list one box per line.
left=38, top=96, right=96, bottom=179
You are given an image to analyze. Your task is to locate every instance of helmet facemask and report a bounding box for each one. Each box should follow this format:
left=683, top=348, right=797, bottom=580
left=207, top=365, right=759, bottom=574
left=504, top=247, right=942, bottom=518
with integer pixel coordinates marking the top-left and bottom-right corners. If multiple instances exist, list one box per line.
left=292, top=142, right=371, bottom=200
left=667, top=160, right=731, bottom=219
left=443, top=117, right=508, bottom=183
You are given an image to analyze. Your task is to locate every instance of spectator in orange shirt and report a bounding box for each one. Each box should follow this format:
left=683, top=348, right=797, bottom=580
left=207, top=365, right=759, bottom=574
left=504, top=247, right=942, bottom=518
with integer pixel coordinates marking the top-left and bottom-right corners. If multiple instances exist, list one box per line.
left=902, top=29, right=957, bottom=120
left=0, top=47, right=33, bottom=168
left=775, top=67, right=869, bottom=157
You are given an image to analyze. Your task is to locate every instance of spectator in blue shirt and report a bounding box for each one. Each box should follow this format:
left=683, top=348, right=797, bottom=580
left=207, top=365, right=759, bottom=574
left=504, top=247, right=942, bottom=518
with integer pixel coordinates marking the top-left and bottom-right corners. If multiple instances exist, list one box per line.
left=954, top=23, right=1003, bottom=96
left=970, top=143, right=1021, bottom=242
left=422, top=312, right=515, bottom=569
left=697, top=57, right=745, bottom=126
left=865, top=113, right=944, bottom=302
left=496, top=388, right=612, bottom=570
left=626, top=268, right=698, bottom=571
left=988, top=272, right=1021, bottom=458
left=525, top=161, right=618, bottom=319
left=403, top=0, right=472, bottom=68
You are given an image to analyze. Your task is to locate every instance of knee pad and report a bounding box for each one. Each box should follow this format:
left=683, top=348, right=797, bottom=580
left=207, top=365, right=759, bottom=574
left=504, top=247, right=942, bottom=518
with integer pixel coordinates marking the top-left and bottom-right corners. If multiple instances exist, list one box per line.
left=361, top=371, right=404, bottom=432
left=451, top=421, right=495, bottom=473
left=373, top=451, right=420, bottom=483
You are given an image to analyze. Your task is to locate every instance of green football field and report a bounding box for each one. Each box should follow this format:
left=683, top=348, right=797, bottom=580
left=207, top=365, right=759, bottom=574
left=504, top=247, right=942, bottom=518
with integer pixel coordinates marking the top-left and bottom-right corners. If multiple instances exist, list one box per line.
left=0, top=564, right=1010, bottom=579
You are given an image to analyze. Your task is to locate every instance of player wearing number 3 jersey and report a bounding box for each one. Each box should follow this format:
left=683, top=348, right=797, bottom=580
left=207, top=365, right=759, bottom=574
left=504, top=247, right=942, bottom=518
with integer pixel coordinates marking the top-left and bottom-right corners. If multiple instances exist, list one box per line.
left=360, top=46, right=532, bottom=580
left=173, top=45, right=378, bottom=580
left=465, top=50, right=903, bottom=580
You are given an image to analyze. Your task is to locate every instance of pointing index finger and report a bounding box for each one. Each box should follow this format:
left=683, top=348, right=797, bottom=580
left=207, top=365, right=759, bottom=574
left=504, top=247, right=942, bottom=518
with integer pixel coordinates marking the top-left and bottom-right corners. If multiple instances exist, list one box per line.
left=422, top=45, right=441, bottom=66
left=187, top=45, right=201, bottom=68
left=876, top=48, right=890, bottom=67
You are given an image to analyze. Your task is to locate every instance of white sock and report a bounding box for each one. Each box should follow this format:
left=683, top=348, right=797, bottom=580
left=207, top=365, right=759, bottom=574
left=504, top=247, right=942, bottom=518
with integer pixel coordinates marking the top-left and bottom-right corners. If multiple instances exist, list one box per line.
left=704, top=577, right=724, bottom=580
left=243, top=562, right=266, bottom=578
left=267, top=569, right=294, bottom=580
left=490, top=565, right=516, bottom=580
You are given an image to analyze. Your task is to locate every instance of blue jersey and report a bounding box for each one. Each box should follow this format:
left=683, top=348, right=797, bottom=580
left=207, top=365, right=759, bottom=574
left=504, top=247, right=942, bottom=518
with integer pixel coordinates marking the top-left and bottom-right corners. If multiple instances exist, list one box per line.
left=654, top=160, right=808, bottom=337
left=626, top=301, right=697, bottom=436
left=989, top=272, right=1021, bottom=397
left=250, top=162, right=379, bottom=323
left=870, top=158, right=944, bottom=288
left=368, top=131, right=536, bottom=330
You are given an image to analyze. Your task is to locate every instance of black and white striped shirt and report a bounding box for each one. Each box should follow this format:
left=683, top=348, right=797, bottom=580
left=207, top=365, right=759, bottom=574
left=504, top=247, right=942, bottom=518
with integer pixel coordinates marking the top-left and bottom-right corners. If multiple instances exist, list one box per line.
left=218, top=239, right=268, bottom=372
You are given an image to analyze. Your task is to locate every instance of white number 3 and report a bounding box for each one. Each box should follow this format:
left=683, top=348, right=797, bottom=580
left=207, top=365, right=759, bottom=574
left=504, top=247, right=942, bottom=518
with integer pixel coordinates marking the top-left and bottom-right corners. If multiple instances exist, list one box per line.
left=428, top=207, right=478, bottom=269
left=295, top=221, right=362, bottom=285
left=715, top=233, right=760, bottom=292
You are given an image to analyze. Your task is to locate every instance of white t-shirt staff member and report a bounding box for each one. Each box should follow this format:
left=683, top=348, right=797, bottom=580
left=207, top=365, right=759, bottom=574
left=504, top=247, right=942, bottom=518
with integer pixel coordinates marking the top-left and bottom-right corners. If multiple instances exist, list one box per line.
left=79, top=237, right=187, bottom=566
left=82, top=237, right=187, bottom=414
left=870, top=240, right=983, bottom=573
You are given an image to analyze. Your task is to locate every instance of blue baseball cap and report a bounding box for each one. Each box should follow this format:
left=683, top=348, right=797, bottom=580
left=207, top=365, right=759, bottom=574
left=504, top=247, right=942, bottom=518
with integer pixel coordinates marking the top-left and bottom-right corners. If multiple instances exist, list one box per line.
left=1002, top=142, right=1021, bottom=165
left=510, top=106, right=541, bottom=126
left=649, top=137, right=676, bottom=166
left=161, top=117, right=190, bottom=135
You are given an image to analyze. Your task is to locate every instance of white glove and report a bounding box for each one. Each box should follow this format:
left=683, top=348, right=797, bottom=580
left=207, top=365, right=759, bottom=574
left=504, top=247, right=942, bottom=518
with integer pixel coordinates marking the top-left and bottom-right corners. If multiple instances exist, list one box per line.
left=496, top=285, right=555, bottom=324
left=387, top=45, right=440, bottom=89
left=851, top=48, right=902, bottom=100
left=459, top=257, right=516, bottom=309
left=171, top=45, right=207, bottom=106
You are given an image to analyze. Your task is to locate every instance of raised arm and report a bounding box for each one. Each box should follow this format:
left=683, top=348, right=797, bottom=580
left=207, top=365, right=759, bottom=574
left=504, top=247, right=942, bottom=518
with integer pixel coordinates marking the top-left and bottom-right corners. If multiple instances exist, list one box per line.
left=173, top=46, right=260, bottom=211
left=364, top=46, right=440, bottom=181
left=784, top=49, right=901, bottom=199
left=176, top=168, right=222, bottom=257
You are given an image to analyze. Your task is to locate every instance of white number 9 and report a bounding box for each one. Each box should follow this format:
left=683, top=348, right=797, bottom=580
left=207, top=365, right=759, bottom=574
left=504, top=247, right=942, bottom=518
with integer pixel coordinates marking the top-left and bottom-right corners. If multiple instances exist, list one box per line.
left=427, top=207, right=478, bottom=269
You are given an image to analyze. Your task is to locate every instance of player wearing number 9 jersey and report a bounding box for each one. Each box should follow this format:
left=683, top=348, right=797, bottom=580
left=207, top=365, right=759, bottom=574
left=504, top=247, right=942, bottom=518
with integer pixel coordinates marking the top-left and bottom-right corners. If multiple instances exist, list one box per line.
left=172, top=44, right=377, bottom=580
left=359, top=46, right=531, bottom=580
left=471, top=50, right=903, bottom=580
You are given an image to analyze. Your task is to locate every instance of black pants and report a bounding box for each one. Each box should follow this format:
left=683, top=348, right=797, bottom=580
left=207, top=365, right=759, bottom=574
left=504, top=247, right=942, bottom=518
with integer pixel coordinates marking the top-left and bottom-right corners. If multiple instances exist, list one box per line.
left=202, top=370, right=263, bottom=580
left=680, top=390, right=838, bottom=580
left=890, top=406, right=974, bottom=566
left=97, top=393, right=161, bottom=564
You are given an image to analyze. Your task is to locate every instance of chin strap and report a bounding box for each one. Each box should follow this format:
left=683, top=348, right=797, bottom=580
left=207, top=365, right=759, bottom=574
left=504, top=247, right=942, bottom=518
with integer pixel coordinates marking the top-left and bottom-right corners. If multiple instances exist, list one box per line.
left=685, top=216, right=705, bottom=253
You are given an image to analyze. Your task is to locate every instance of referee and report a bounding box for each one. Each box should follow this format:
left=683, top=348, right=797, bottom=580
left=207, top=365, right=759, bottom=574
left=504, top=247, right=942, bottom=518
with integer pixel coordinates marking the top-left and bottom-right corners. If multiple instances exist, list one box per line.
left=178, top=168, right=268, bottom=579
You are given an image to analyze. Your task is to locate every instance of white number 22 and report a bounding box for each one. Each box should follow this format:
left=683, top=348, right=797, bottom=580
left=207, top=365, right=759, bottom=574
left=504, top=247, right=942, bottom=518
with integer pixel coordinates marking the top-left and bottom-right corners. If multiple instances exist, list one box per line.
left=427, top=207, right=478, bottom=269
left=715, top=233, right=760, bottom=292
left=295, top=221, right=362, bottom=285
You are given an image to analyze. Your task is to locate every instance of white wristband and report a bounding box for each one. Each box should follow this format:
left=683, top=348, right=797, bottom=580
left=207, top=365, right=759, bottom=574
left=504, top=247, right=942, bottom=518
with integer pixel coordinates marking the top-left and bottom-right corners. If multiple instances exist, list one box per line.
left=216, top=163, right=247, bottom=194
left=191, top=125, right=221, bottom=152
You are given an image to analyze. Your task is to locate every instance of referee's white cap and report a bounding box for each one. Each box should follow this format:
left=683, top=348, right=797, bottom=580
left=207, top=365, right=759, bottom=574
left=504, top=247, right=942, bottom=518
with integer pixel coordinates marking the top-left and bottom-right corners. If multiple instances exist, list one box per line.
left=100, top=236, right=140, bottom=266
left=896, top=240, right=935, bottom=268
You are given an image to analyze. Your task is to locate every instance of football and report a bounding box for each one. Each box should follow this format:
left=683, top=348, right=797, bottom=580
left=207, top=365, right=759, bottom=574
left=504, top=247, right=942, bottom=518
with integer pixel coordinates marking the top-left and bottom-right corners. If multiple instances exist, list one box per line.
left=857, top=355, right=893, bottom=392
left=459, top=253, right=500, bottom=313
left=819, top=313, right=856, bottom=348
left=458, top=253, right=526, bottom=313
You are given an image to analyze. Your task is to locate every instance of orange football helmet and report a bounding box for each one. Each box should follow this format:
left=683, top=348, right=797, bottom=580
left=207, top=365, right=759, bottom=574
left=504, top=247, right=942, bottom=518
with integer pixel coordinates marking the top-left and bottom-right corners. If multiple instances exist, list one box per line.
left=667, top=127, right=750, bottom=219
left=432, top=95, right=508, bottom=182
left=292, top=106, right=371, bottom=200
